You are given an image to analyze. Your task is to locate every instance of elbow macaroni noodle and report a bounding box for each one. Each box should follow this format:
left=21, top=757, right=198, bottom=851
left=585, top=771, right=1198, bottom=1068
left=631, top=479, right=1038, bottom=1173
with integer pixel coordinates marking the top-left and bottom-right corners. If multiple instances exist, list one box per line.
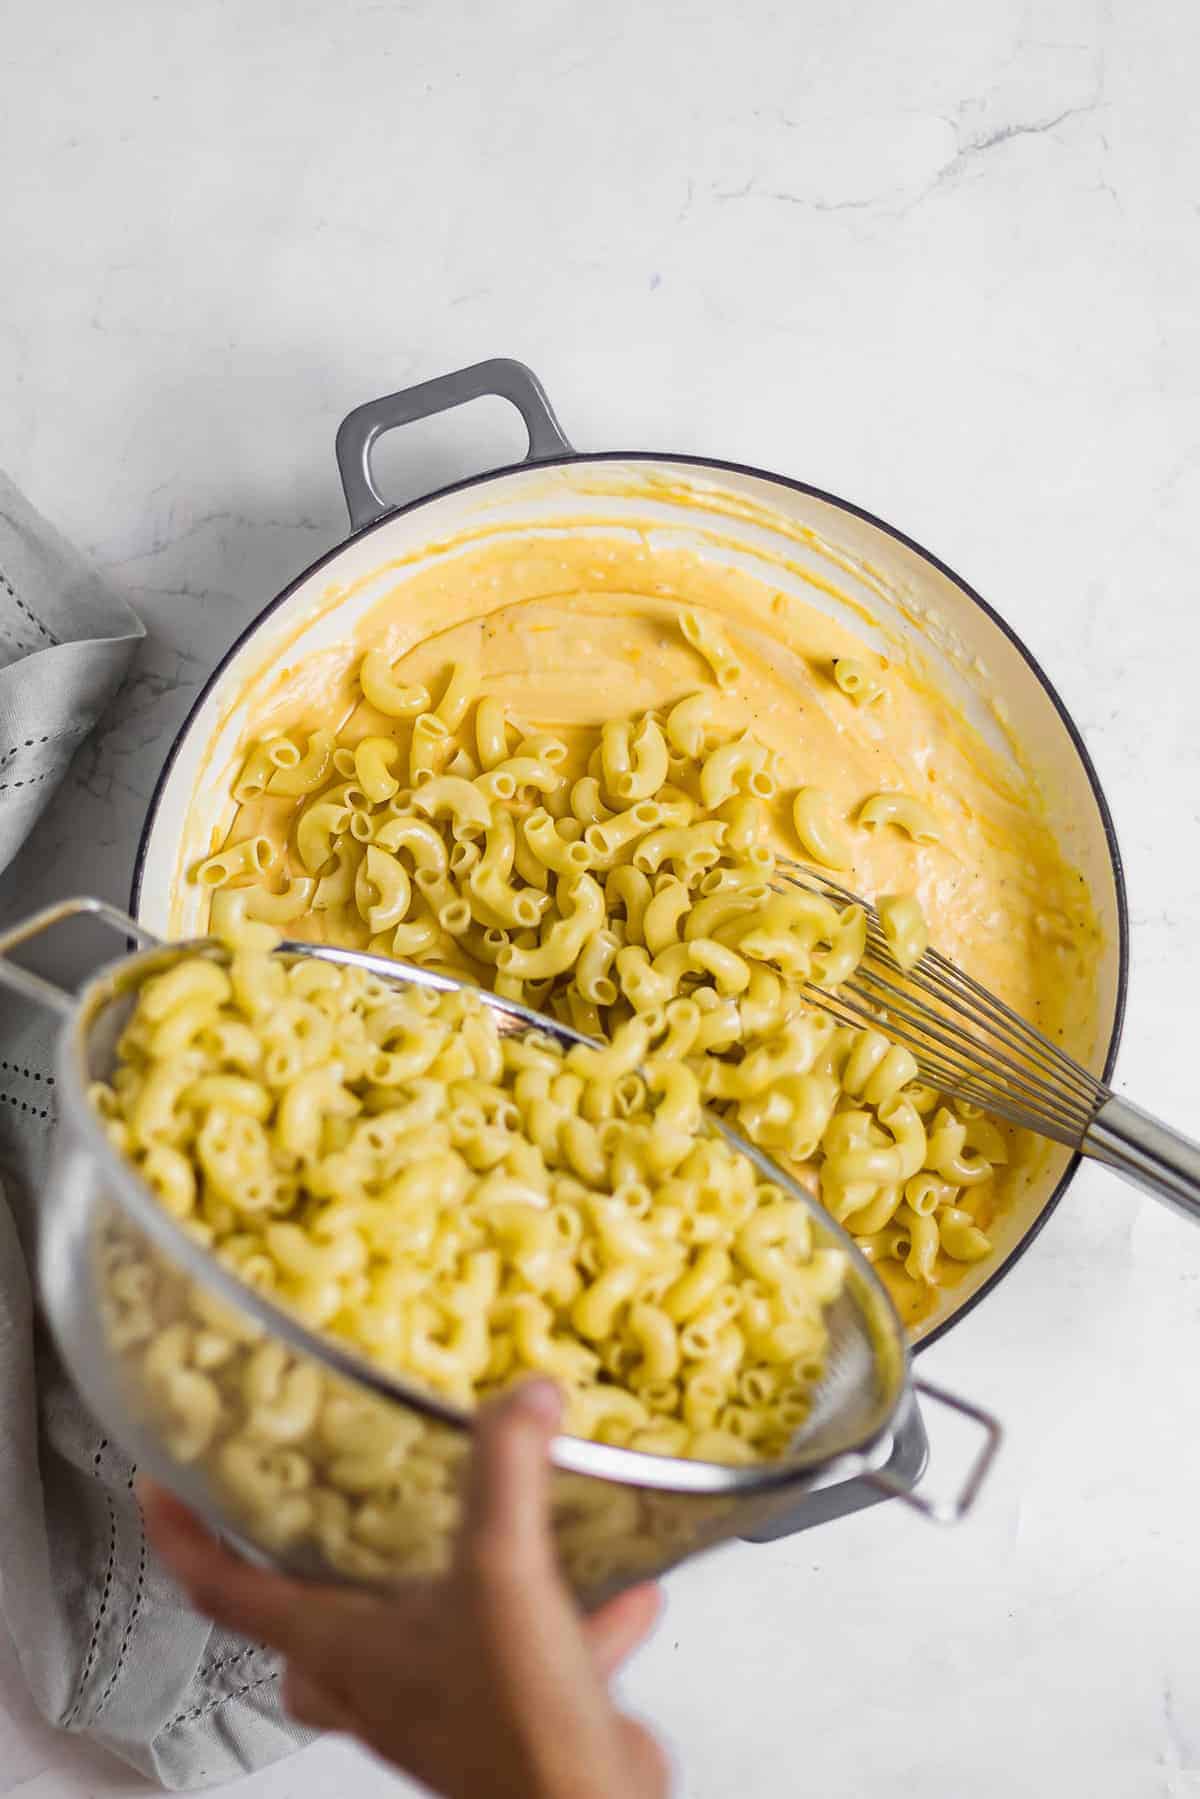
left=878, top=893, right=929, bottom=972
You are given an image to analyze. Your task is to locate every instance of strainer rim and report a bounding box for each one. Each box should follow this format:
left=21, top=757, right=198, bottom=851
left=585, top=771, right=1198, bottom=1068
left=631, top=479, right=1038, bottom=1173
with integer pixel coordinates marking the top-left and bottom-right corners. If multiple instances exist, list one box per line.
left=55, top=935, right=912, bottom=1497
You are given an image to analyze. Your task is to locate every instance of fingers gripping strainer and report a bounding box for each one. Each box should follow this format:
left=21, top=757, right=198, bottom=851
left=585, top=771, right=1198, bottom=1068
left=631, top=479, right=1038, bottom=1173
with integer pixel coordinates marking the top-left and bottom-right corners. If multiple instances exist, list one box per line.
left=1, top=897, right=1001, bottom=1598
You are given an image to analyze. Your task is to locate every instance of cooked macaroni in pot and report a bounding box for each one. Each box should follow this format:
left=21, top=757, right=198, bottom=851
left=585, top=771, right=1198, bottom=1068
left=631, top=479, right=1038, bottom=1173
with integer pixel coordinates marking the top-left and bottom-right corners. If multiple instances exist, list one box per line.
left=179, top=532, right=1098, bottom=1330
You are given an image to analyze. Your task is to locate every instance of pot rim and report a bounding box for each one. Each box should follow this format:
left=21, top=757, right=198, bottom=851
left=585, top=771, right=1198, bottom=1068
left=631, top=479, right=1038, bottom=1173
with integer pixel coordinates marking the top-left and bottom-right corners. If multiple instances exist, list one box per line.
left=131, top=447, right=1130, bottom=1352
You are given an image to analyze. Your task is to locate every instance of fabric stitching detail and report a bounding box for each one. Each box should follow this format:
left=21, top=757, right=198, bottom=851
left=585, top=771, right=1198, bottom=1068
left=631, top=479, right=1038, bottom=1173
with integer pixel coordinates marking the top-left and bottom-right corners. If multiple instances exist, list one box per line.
left=0, top=1063, right=58, bottom=1121
left=90, top=1465, right=147, bottom=1723
left=0, top=768, right=65, bottom=795
left=164, top=1669, right=281, bottom=1729
left=0, top=568, right=61, bottom=646
left=197, top=1641, right=269, bottom=1680
left=0, top=724, right=91, bottom=766
left=0, top=1062, right=55, bottom=1085
left=63, top=1441, right=117, bottom=1729
left=0, top=1091, right=52, bottom=1121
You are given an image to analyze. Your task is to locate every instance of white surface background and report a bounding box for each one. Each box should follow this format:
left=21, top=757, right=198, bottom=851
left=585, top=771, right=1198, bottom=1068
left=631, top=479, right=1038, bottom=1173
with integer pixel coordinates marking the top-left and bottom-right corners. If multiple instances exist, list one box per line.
left=3, top=0, right=1200, bottom=1793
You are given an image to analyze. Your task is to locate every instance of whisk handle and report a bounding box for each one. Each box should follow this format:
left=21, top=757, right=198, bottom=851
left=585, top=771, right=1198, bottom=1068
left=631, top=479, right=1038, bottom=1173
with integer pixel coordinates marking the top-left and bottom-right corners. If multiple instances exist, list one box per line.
left=1085, top=1096, right=1200, bottom=1222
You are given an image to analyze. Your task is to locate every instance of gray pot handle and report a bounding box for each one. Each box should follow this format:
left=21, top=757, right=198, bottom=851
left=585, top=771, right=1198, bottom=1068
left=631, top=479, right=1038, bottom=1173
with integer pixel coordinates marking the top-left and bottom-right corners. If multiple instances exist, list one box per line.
left=335, top=358, right=575, bottom=532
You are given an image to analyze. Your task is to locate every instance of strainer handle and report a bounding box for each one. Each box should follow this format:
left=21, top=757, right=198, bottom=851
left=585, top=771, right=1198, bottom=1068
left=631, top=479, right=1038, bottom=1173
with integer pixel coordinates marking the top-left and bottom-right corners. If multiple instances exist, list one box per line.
left=0, top=896, right=161, bottom=1017
left=866, top=1379, right=1002, bottom=1523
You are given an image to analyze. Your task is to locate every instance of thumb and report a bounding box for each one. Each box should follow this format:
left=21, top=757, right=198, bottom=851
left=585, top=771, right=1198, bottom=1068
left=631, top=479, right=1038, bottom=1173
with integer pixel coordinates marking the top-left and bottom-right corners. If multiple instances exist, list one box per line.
left=459, top=1379, right=566, bottom=1590
left=457, top=1380, right=623, bottom=1791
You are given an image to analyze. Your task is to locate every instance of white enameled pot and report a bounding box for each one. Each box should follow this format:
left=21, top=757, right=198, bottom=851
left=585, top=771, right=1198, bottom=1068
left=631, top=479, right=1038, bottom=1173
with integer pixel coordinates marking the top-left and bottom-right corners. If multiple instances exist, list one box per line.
left=134, top=357, right=1127, bottom=1357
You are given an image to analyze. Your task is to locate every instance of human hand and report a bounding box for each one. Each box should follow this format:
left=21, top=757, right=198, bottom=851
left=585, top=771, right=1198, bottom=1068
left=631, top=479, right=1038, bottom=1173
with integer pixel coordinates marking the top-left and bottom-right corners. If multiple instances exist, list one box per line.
left=140, top=1381, right=669, bottom=1798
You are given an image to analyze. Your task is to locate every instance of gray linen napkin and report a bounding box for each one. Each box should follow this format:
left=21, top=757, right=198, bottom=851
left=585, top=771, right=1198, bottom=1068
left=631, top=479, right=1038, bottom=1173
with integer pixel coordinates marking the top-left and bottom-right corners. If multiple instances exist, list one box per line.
left=0, top=472, right=313, bottom=1787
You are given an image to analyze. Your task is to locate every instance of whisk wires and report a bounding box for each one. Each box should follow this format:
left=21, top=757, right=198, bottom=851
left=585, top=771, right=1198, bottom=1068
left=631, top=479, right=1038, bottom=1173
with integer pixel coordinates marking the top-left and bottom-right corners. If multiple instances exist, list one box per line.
left=777, top=860, right=1106, bottom=1146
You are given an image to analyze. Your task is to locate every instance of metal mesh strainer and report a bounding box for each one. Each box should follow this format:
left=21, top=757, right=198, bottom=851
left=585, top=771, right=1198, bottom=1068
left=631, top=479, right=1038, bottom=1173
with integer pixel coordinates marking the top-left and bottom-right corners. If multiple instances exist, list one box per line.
left=1, top=897, right=1001, bottom=1598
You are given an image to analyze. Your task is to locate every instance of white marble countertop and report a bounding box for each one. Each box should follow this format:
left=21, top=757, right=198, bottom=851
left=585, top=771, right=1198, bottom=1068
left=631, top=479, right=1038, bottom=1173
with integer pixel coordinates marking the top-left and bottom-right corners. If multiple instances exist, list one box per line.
left=4, top=0, right=1200, bottom=1793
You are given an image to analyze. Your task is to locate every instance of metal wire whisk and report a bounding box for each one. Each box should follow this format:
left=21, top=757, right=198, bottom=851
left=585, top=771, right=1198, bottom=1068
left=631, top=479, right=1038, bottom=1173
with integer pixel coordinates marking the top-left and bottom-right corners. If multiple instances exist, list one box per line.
left=779, top=861, right=1200, bottom=1222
